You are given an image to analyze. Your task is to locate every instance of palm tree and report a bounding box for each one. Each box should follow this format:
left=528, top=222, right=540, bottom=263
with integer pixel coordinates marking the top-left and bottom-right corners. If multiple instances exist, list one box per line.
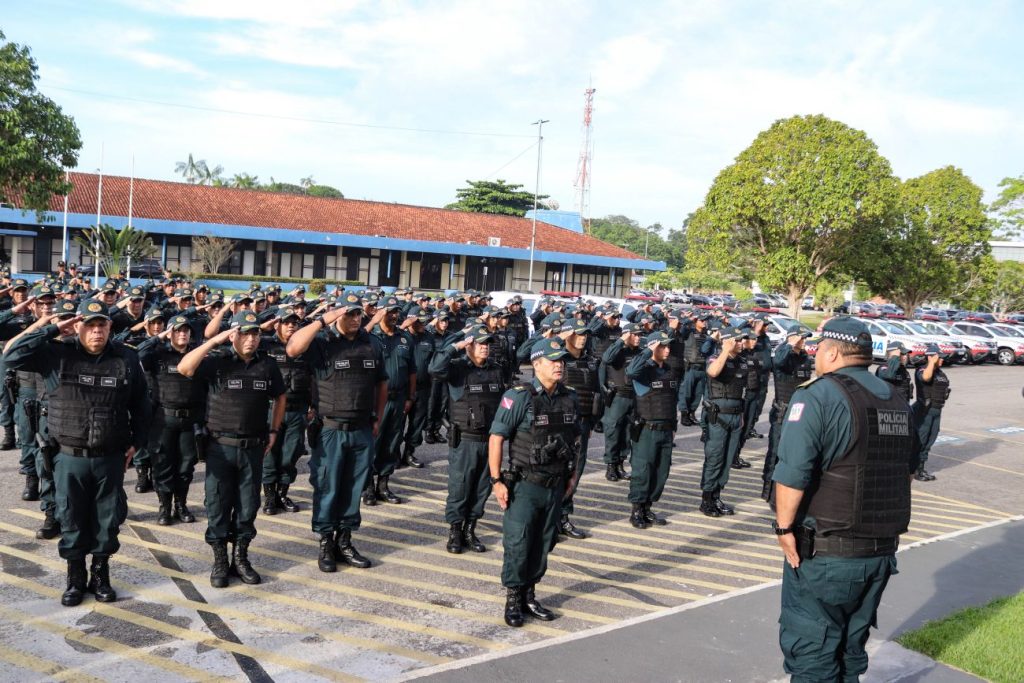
left=196, top=161, right=224, bottom=186
left=74, top=224, right=158, bottom=278
left=231, top=173, right=261, bottom=189
left=300, top=175, right=316, bottom=189
left=174, top=154, right=203, bottom=184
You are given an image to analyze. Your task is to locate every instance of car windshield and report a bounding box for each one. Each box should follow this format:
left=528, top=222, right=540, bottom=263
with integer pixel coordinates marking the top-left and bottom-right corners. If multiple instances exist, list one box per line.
left=902, top=322, right=931, bottom=334
left=923, top=324, right=950, bottom=336
left=877, top=321, right=906, bottom=334
left=773, top=317, right=810, bottom=333
left=990, top=325, right=1024, bottom=338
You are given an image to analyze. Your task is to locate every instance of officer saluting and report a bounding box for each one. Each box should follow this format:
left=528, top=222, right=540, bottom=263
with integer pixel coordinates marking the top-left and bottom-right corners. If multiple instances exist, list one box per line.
left=429, top=324, right=502, bottom=554
left=700, top=327, right=748, bottom=518
left=911, top=344, right=948, bottom=482
left=5, top=300, right=152, bottom=607
left=178, top=311, right=286, bottom=588
left=761, top=330, right=814, bottom=503
left=599, top=321, right=641, bottom=481
left=773, top=317, right=918, bottom=681
left=489, top=338, right=581, bottom=627
left=876, top=341, right=913, bottom=403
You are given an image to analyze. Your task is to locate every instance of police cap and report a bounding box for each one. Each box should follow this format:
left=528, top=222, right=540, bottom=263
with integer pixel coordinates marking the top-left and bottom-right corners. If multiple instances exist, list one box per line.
left=531, top=338, right=570, bottom=361
left=820, top=316, right=873, bottom=350
left=78, top=300, right=111, bottom=322
left=230, top=311, right=261, bottom=333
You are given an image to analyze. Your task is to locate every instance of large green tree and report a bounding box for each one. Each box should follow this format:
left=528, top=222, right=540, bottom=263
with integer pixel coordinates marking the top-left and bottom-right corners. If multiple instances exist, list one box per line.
left=687, top=114, right=900, bottom=317
left=990, top=173, right=1024, bottom=237
left=862, top=166, right=990, bottom=314
left=588, top=215, right=684, bottom=268
left=445, top=179, right=546, bottom=217
left=984, top=260, right=1024, bottom=314
left=0, top=30, right=82, bottom=217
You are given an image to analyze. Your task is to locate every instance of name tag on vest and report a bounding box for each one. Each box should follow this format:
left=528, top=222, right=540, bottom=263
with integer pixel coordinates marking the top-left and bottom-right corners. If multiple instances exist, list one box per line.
left=364, top=360, right=376, bottom=368
left=79, top=375, right=95, bottom=385
left=228, top=379, right=243, bottom=389
left=335, top=360, right=351, bottom=369
left=490, top=384, right=500, bottom=392
left=100, top=377, right=118, bottom=387
left=254, top=380, right=267, bottom=390
left=876, top=409, right=910, bottom=436
left=535, top=415, right=549, bottom=426
left=563, top=413, right=575, bottom=423
left=651, top=381, right=663, bottom=389
left=469, top=384, right=483, bottom=392
left=168, top=365, right=180, bottom=374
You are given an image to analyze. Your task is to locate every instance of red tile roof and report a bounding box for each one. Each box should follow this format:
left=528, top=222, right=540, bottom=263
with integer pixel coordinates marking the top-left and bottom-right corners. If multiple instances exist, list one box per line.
left=49, top=173, right=641, bottom=261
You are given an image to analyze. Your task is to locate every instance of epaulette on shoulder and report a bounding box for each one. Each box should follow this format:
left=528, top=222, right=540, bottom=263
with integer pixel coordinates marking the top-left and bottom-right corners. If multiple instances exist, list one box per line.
left=798, top=377, right=819, bottom=389
left=512, top=383, right=530, bottom=392
left=564, top=385, right=577, bottom=392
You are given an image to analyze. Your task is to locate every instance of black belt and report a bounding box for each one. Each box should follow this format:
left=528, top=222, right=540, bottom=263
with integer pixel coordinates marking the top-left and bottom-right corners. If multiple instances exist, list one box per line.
left=209, top=434, right=266, bottom=449
left=286, top=401, right=310, bottom=412
left=162, top=406, right=197, bottom=419
left=66, top=447, right=116, bottom=459
left=645, top=421, right=675, bottom=432
left=460, top=431, right=489, bottom=442
left=323, top=418, right=371, bottom=432
left=708, top=400, right=744, bottom=414
left=815, top=535, right=898, bottom=558
left=520, top=471, right=566, bottom=489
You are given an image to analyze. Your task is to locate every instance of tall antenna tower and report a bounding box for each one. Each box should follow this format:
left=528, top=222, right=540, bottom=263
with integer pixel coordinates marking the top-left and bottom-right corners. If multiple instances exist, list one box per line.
left=573, top=85, right=596, bottom=233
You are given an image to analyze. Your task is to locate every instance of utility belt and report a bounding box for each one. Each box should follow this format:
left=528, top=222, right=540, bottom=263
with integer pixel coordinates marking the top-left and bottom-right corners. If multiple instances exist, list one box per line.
left=644, top=420, right=675, bottom=432
left=162, top=406, right=199, bottom=419
left=64, top=447, right=119, bottom=459
left=459, top=430, right=489, bottom=442
left=685, top=363, right=706, bottom=374
left=504, top=466, right=565, bottom=490
left=209, top=432, right=267, bottom=449
left=795, top=527, right=898, bottom=559
left=322, top=417, right=372, bottom=432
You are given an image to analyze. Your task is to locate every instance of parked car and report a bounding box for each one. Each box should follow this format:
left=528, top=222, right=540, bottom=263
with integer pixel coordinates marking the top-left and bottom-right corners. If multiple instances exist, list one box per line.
left=858, top=318, right=928, bottom=364
left=759, top=314, right=815, bottom=347
left=953, top=311, right=997, bottom=323
left=922, top=321, right=996, bottom=364
left=851, top=302, right=879, bottom=317
left=877, top=303, right=904, bottom=317
left=884, top=319, right=966, bottom=364
left=949, top=322, right=1024, bottom=365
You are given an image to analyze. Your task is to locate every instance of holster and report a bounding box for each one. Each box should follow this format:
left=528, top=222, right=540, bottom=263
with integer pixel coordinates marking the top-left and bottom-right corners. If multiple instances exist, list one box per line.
left=794, top=526, right=815, bottom=560
left=591, top=393, right=605, bottom=421
left=194, top=424, right=209, bottom=463
left=37, top=437, right=59, bottom=475
left=629, top=416, right=644, bottom=442
left=450, top=424, right=462, bottom=448
left=4, top=371, right=17, bottom=403
left=703, top=401, right=721, bottom=426
left=307, top=414, right=323, bottom=445
left=604, top=384, right=618, bottom=403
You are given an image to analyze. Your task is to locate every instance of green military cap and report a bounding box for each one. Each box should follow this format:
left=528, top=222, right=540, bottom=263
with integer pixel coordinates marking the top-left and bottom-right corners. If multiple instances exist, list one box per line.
left=381, top=296, right=402, bottom=311
left=174, top=287, right=194, bottom=299
left=820, top=316, right=873, bottom=350
left=720, top=326, right=749, bottom=341
left=195, top=283, right=210, bottom=292
left=924, top=343, right=940, bottom=356
left=394, top=288, right=409, bottom=296
left=30, top=283, right=56, bottom=299
left=55, top=300, right=78, bottom=319
left=465, top=324, right=493, bottom=344
left=127, top=285, right=146, bottom=300
left=561, top=318, right=592, bottom=335
left=78, top=299, right=111, bottom=322
left=276, top=305, right=300, bottom=322
left=229, top=292, right=253, bottom=305
left=249, top=283, right=262, bottom=292
left=11, top=278, right=29, bottom=290
left=435, top=309, right=451, bottom=321
left=251, top=290, right=266, bottom=302
left=539, top=312, right=563, bottom=330
left=620, top=322, right=641, bottom=335
left=229, top=311, right=261, bottom=332
left=168, top=314, right=190, bottom=330
left=644, top=330, right=671, bottom=346
left=145, top=306, right=166, bottom=321
left=208, top=293, right=225, bottom=305
left=886, top=340, right=906, bottom=353
left=416, top=292, right=431, bottom=301
left=480, top=305, right=499, bottom=316
left=101, top=280, right=118, bottom=292
left=531, top=338, right=570, bottom=361
left=340, top=292, right=363, bottom=312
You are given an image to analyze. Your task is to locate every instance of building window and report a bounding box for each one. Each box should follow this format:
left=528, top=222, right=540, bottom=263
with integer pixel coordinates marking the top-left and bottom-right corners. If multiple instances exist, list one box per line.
left=544, top=262, right=566, bottom=291
left=570, top=264, right=611, bottom=296
left=465, top=256, right=510, bottom=291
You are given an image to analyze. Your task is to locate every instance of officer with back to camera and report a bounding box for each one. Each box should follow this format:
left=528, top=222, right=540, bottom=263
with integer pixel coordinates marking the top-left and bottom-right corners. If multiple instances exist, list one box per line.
left=430, top=324, right=502, bottom=554
left=599, top=321, right=641, bottom=481
left=761, top=330, right=814, bottom=503
left=178, top=310, right=286, bottom=588
left=5, top=299, right=151, bottom=607
left=678, top=313, right=710, bottom=426
left=489, top=338, right=581, bottom=627
left=911, top=344, right=948, bottom=482
left=772, top=316, right=918, bottom=682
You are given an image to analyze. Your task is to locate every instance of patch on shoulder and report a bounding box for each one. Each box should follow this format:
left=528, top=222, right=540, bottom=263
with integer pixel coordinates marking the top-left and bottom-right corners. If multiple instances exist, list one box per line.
left=788, top=402, right=805, bottom=422
left=798, top=377, right=818, bottom=389
left=500, top=396, right=515, bottom=410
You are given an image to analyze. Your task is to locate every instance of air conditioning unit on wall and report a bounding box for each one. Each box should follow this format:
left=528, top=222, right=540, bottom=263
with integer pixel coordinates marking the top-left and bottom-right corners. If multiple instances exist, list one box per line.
left=487, top=237, right=501, bottom=247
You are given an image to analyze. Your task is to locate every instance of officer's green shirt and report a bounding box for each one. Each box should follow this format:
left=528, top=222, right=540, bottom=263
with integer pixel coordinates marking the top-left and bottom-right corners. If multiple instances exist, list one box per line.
left=371, top=324, right=415, bottom=393
left=427, top=344, right=496, bottom=402
left=773, top=365, right=920, bottom=496
left=489, top=378, right=582, bottom=440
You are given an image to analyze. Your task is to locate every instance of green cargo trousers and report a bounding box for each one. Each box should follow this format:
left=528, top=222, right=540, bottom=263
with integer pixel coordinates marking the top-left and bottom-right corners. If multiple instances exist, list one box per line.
left=500, top=478, right=564, bottom=588
left=53, top=451, right=127, bottom=560
left=310, top=426, right=373, bottom=534
left=601, top=393, right=633, bottom=466
left=444, top=436, right=492, bottom=524
left=701, top=400, right=744, bottom=492
left=16, top=395, right=38, bottom=474
left=204, top=440, right=263, bottom=545
left=780, top=554, right=898, bottom=682
left=628, top=424, right=674, bottom=504
left=262, top=410, right=307, bottom=485
left=373, top=394, right=407, bottom=478
left=151, top=413, right=199, bottom=496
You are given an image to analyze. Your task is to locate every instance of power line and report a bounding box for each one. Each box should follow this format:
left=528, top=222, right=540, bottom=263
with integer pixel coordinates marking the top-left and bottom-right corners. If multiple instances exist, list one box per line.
left=43, top=84, right=534, bottom=139
left=483, top=140, right=539, bottom=180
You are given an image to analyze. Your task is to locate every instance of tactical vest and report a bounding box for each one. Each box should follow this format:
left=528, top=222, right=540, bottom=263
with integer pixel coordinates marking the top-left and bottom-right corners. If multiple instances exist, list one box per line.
left=205, top=353, right=276, bottom=437
left=48, top=347, right=132, bottom=451
left=507, top=313, right=528, bottom=343
left=486, top=334, right=508, bottom=368
left=151, top=344, right=206, bottom=411
left=684, top=332, right=707, bottom=365
left=707, top=356, right=747, bottom=401
left=605, top=345, right=639, bottom=397
left=562, top=352, right=600, bottom=418
left=743, top=352, right=763, bottom=392
left=806, top=373, right=913, bottom=538
left=664, top=334, right=688, bottom=380
left=636, top=366, right=677, bottom=422
left=875, top=362, right=912, bottom=402
left=774, top=354, right=814, bottom=407
left=449, top=362, right=503, bottom=436
left=508, top=384, right=577, bottom=483
left=918, top=369, right=951, bottom=409
left=264, top=338, right=313, bottom=410
left=592, top=325, right=622, bottom=359
left=317, top=334, right=380, bottom=421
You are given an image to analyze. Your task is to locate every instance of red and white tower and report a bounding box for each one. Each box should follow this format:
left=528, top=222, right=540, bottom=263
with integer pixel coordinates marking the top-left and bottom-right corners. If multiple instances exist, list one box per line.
left=573, top=86, right=596, bottom=233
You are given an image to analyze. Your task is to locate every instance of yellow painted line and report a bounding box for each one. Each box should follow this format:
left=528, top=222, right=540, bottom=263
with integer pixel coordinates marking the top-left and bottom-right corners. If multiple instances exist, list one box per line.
left=929, top=452, right=1024, bottom=477
left=910, top=490, right=1010, bottom=516
left=0, top=642, right=106, bottom=683
left=0, top=601, right=230, bottom=682
left=0, top=535, right=450, bottom=666
left=0, top=571, right=359, bottom=682
left=942, top=426, right=1024, bottom=446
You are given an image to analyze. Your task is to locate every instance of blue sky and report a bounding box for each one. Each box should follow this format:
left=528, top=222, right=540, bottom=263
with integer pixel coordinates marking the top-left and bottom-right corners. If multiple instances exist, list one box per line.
left=5, top=1, right=1023, bottom=230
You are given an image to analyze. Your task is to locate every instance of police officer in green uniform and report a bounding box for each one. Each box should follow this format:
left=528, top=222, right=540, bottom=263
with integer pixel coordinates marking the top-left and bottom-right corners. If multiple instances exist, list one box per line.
left=678, top=313, right=710, bottom=426
left=260, top=306, right=315, bottom=513
left=179, top=311, right=286, bottom=588
left=137, top=315, right=206, bottom=526
left=625, top=330, right=677, bottom=528
left=876, top=341, right=913, bottom=402
left=430, top=324, right=501, bottom=554
left=599, top=322, right=641, bottom=481
left=912, top=344, right=947, bottom=482
left=5, top=300, right=152, bottom=606
left=424, top=311, right=453, bottom=444
left=287, top=293, right=386, bottom=572
left=700, top=327, right=748, bottom=517
left=773, top=316, right=918, bottom=682
left=400, top=307, right=434, bottom=469
left=761, top=331, right=814, bottom=502
left=489, top=338, right=580, bottom=627
left=0, top=278, right=33, bottom=450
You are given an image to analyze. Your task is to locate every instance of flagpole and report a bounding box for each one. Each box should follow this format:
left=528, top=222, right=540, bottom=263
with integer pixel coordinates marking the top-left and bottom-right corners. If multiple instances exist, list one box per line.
left=94, top=143, right=103, bottom=289
left=127, top=154, right=135, bottom=279
left=61, top=169, right=70, bottom=263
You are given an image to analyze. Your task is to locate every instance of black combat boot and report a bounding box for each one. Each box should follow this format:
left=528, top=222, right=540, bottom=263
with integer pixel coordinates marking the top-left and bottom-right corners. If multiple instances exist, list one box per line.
left=335, top=528, right=371, bottom=568
left=401, top=443, right=423, bottom=469
left=747, top=428, right=764, bottom=439
left=88, top=555, right=117, bottom=603
left=362, top=477, right=378, bottom=507
left=174, top=485, right=195, bottom=523
left=61, top=558, right=88, bottom=606
left=914, top=467, right=936, bottom=482
left=713, top=488, right=735, bottom=516
left=278, top=484, right=299, bottom=513
left=630, top=503, right=648, bottom=529
left=21, top=473, right=39, bottom=501
left=446, top=521, right=464, bottom=554
left=156, top=492, right=173, bottom=526
left=700, top=490, right=722, bottom=518
left=592, top=420, right=604, bottom=434
left=210, top=542, right=230, bottom=588
left=523, top=584, right=555, bottom=621
left=134, top=465, right=152, bottom=493
left=731, top=454, right=751, bottom=469
left=262, top=483, right=279, bottom=515
left=231, top=540, right=261, bottom=585
left=463, top=520, right=486, bottom=553
left=376, top=475, right=401, bottom=504
left=679, top=411, right=696, bottom=427
left=559, top=515, right=587, bottom=539
left=423, top=430, right=438, bottom=444
left=605, top=463, right=620, bottom=481
left=617, top=461, right=631, bottom=480
left=435, top=428, right=448, bottom=444
left=36, top=509, right=61, bottom=540
left=0, top=425, right=15, bottom=450
left=643, top=503, right=667, bottom=526
left=318, top=533, right=338, bottom=572
left=503, top=586, right=524, bottom=627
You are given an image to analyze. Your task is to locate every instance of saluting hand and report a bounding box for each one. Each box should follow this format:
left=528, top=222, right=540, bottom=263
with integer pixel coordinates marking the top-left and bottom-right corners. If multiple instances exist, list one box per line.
left=321, top=307, right=347, bottom=326
left=55, top=315, right=82, bottom=336
left=722, top=338, right=737, bottom=353
left=13, top=296, right=37, bottom=315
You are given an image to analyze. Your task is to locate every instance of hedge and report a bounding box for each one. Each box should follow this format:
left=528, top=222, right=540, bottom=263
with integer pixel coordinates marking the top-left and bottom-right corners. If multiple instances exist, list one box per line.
left=172, top=272, right=363, bottom=289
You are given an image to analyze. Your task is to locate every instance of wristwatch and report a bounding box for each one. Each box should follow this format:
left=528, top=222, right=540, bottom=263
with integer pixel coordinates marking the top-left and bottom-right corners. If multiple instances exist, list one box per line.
left=772, top=521, right=794, bottom=536
left=489, top=475, right=504, bottom=485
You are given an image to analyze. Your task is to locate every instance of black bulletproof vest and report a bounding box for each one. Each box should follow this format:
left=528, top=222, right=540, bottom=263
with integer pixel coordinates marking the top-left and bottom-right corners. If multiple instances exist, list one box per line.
left=487, top=334, right=508, bottom=368
left=151, top=344, right=206, bottom=409
left=636, top=364, right=677, bottom=422
left=774, top=354, right=815, bottom=407
left=592, top=324, right=622, bottom=360
left=806, top=373, right=913, bottom=538
left=317, top=334, right=379, bottom=420
left=264, top=338, right=313, bottom=409
left=49, top=347, right=131, bottom=451
left=205, top=353, right=276, bottom=436
left=507, top=312, right=528, bottom=341
left=605, top=344, right=639, bottom=397
left=707, top=356, right=746, bottom=400
left=449, top=362, right=503, bottom=435
left=508, top=384, right=577, bottom=479
left=562, top=352, right=600, bottom=417
left=743, top=352, right=763, bottom=392
left=875, top=363, right=912, bottom=402
left=664, top=334, right=687, bottom=380
left=917, top=368, right=950, bottom=408
left=684, top=332, right=707, bottom=364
